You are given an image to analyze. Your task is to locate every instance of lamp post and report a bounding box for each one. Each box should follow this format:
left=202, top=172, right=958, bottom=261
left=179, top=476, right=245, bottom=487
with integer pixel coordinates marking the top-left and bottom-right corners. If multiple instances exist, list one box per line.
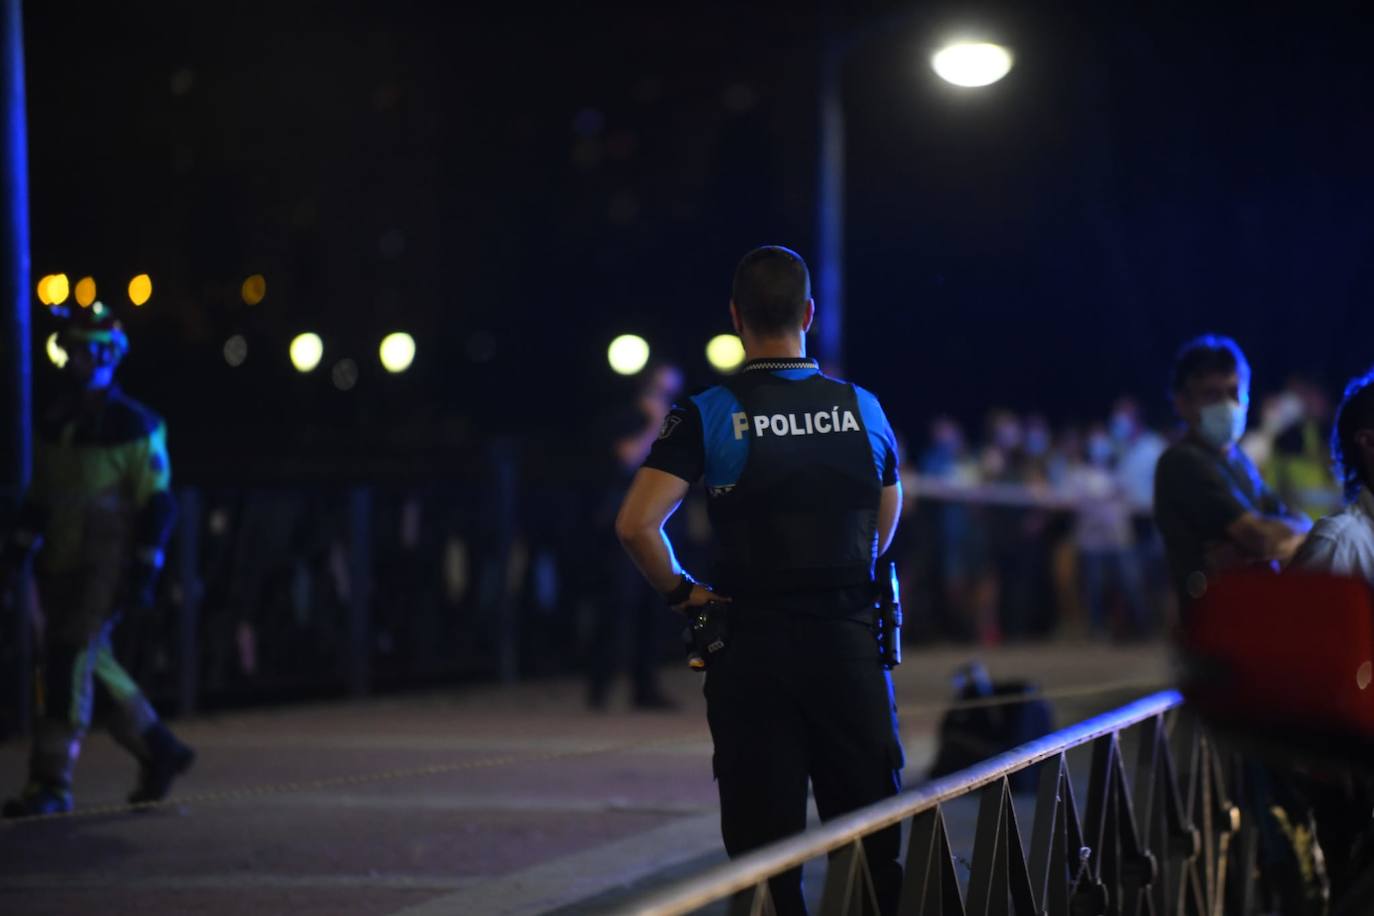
left=814, top=33, right=1013, bottom=374
left=1, top=0, right=30, bottom=735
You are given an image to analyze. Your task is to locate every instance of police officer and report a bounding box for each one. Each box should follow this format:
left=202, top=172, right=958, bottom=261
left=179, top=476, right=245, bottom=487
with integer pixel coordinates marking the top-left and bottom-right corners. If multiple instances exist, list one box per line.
left=1, top=308, right=194, bottom=817
left=616, top=246, right=904, bottom=914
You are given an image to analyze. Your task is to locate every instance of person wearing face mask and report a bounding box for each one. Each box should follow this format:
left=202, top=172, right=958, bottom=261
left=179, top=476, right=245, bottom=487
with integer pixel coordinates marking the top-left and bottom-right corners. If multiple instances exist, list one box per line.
left=1153, top=335, right=1311, bottom=615
left=1157, top=337, right=1330, bottom=913
left=0, top=308, right=194, bottom=817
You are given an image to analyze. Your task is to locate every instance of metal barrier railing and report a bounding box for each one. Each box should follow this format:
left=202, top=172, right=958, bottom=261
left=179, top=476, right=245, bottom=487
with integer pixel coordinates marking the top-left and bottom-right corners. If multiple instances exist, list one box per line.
left=613, top=690, right=1250, bottom=916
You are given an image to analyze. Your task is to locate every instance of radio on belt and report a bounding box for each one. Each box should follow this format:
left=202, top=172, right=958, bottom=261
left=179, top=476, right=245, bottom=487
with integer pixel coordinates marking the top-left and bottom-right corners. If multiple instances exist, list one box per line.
left=876, top=561, right=903, bottom=670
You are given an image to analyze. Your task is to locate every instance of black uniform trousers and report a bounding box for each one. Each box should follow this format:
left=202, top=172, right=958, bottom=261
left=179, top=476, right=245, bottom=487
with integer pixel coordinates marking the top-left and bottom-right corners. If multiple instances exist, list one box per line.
left=703, top=609, right=904, bottom=916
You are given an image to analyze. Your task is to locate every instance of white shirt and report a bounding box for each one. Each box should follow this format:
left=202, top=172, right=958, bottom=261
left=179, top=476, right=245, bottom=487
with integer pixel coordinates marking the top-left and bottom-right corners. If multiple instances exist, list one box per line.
left=1292, top=487, right=1374, bottom=583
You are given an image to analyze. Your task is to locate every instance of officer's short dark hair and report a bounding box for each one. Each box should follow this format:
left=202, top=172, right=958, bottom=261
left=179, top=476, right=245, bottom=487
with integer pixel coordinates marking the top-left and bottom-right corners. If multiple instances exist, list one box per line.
left=1170, top=335, right=1251, bottom=394
left=1333, top=368, right=1374, bottom=501
left=731, top=246, right=811, bottom=337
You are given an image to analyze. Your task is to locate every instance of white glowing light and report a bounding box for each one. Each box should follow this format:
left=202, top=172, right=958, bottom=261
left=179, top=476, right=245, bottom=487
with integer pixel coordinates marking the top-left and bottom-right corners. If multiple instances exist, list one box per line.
left=224, top=335, right=248, bottom=367
left=379, top=332, right=416, bottom=373
left=289, top=332, right=324, bottom=372
left=705, top=334, right=745, bottom=372
left=46, top=332, right=68, bottom=368
left=931, top=42, right=1013, bottom=88
left=331, top=358, right=359, bottom=391
left=607, top=334, right=650, bottom=375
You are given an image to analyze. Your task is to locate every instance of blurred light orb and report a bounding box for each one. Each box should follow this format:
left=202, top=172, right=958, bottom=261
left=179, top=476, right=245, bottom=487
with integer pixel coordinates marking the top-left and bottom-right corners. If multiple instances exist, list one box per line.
left=46, top=332, right=68, bottom=368
left=931, top=42, right=1013, bottom=88
left=379, top=332, right=416, bottom=373
left=241, top=274, right=267, bottom=306
left=43, top=274, right=71, bottom=305
left=128, top=273, right=152, bottom=306
left=607, top=334, right=650, bottom=375
left=289, top=332, right=324, bottom=373
left=74, top=276, right=97, bottom=308
left=223, top=335, right=248, bottom=367
left=331, top=358, right=359, bottom=391
left=91, top=301, right=107, bottom=316
left=706, top=334, right=745, bottom=372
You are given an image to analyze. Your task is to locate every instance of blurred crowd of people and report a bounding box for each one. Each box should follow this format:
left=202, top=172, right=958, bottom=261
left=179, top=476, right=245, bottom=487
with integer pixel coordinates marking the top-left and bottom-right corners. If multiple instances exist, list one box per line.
left=23, top=369, right=1342, bottom=720
left=898, top=376, right=1342, bottom=646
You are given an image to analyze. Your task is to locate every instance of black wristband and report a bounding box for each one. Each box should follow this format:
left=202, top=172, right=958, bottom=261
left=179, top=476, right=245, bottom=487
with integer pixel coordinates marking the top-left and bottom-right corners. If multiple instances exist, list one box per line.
left=664, top=572, right=697, bottom=606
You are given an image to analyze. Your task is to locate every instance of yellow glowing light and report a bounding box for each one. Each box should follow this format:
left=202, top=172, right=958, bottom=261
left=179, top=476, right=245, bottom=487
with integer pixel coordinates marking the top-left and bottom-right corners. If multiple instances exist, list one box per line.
left=289, top=332, right=324, bottom=373
left=379, top=332, right=416, bottom=373
left=932, top=42, right=1013, bottom=88
left=128, top=274, right=152, bottom=306
left=607, top=334, right=650, bottom=375
left=46, top=332, right=68, bottom=368
left=75, top=276, right=97, bottom=308
left=706, top=334, right=746, bottom=372
left=241, top=274, right=266, bottom=306
left=39, top=274, right=70, bottom=306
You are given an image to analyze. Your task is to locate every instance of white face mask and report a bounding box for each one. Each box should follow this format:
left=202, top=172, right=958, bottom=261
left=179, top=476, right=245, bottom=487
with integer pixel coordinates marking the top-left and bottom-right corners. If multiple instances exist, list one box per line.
left=1198, top=399, right=1247, bottom=449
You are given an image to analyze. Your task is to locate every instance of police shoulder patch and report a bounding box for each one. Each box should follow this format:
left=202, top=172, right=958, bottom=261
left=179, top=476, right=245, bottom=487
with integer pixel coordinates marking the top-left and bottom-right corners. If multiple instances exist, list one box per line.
left=658, top=414, right=683, bottom=441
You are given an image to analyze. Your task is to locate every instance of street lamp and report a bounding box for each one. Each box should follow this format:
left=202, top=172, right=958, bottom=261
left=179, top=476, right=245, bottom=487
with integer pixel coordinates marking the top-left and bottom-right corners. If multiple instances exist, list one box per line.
left=815, top=31, right=1012, bottom=372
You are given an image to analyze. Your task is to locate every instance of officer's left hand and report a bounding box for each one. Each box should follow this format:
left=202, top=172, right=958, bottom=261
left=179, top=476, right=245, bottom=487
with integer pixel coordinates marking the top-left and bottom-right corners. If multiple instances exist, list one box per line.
left=672, top=583, right=731, bottom=614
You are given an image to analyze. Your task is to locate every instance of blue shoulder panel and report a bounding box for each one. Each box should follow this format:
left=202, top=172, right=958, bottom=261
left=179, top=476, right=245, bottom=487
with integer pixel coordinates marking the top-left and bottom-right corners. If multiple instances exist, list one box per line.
left=690, top=384, right=749, bottom=489
left=853, top=384, right=896, bottom=483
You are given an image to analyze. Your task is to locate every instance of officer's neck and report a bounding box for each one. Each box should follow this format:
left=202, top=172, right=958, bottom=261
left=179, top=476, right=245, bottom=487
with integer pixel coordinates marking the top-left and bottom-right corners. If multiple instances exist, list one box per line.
left=743, top=335, right=806, bottom=361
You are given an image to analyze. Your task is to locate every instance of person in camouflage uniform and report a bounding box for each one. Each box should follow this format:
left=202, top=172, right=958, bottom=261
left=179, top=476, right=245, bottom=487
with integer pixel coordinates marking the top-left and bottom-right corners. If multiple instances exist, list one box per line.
left=2, top=308, right=194, bottom=817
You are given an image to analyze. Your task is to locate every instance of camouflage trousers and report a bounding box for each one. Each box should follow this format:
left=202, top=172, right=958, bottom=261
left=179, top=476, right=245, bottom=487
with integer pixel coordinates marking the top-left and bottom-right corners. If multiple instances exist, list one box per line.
left=29, top=571, right=159, bottom=795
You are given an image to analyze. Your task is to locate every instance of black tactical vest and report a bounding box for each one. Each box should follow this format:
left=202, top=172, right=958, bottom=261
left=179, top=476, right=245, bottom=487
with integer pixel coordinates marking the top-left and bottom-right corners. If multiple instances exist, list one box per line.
left=708, top=369, right=882, bottom=596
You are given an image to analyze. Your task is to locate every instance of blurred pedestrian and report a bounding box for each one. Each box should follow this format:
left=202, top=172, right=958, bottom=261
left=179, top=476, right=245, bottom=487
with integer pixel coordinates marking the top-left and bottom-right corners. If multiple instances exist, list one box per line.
left=582, top=364, right=681, bottom=710
left=1069, top=426, right=1148, bottom=638
left=1, top=309, right=194, bottom=817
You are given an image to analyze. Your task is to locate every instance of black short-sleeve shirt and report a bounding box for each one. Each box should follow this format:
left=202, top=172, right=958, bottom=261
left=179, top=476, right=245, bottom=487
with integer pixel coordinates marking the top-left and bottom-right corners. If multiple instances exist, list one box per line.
left=1154, top=438, right=1288, bottom=603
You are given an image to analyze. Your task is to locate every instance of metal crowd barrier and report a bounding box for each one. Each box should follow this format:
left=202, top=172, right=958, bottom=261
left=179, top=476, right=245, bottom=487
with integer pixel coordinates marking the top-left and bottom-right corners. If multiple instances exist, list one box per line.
left=615, top=690, right=1252, bottom=916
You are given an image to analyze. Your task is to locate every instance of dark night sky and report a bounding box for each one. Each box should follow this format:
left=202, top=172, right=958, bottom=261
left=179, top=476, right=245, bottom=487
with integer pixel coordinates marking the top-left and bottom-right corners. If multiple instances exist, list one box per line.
left=21, top=0, right=1374, bottom=476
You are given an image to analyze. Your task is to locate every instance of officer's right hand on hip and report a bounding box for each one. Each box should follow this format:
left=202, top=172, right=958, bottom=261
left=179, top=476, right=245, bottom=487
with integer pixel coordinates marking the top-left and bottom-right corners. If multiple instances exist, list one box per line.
left=674, top=582, right=731, bottom=613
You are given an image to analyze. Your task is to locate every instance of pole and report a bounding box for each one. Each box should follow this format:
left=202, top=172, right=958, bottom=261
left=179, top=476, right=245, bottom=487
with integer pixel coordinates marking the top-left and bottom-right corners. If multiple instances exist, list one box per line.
left=2, top=0, right=32, bottom=735
left=815, top=40, right=845, bottom=376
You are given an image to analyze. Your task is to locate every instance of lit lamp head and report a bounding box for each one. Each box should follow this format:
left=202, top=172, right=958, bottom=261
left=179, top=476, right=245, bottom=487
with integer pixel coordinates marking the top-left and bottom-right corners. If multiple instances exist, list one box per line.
left=931, top=41, right=1014, bottom=88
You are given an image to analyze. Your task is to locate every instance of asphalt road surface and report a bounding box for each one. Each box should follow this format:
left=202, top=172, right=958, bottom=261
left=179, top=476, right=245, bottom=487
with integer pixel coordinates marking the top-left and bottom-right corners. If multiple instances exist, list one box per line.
left=1, top=642, right=1170, bottom=916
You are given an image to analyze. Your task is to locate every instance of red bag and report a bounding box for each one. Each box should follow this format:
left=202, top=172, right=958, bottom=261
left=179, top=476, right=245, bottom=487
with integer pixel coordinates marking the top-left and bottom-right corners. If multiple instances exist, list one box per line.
left=1183, top=569, right=1374, bottom=739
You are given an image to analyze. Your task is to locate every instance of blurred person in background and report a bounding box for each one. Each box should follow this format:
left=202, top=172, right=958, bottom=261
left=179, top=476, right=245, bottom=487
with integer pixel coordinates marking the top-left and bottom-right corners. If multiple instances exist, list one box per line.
left=1110, top=397, right=1166, bottom=514
left=1292, top=369, right=1374, bottom=580
left=1109, top=396, right=1168, bottom=628
left=0, top=309, right=194, bottom=817
left=913, top=417, right=980, bottom=641
left=1069, top=426, right=1149, bottom=639
left=1264, top=376, right=1342, bottom=523
left=980, top=410, right=1054, bottom=641
left=581, top=363, right=682, bottom=710
left=1154, top=335, right=1310, bottom=612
